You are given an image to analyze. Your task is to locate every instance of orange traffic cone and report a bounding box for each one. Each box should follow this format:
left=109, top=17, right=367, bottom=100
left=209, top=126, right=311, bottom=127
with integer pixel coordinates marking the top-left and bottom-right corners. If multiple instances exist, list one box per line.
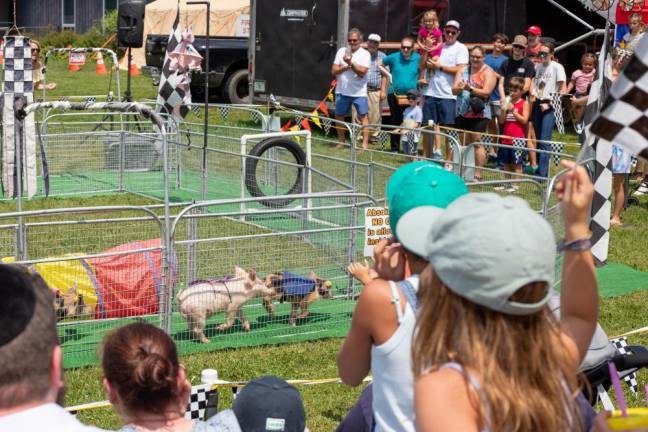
left=129, top=62, right=141, bottom=76
left=95, top=51, right=107, bottom=75
left=67, top=45, right=80, bottom=72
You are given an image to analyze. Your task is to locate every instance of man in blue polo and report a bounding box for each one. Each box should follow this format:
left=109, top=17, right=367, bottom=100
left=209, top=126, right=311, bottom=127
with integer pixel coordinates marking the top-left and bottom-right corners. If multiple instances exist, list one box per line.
left=421, top=20, right=468, bottom=161
left=382, top=36, right=421, bottom=152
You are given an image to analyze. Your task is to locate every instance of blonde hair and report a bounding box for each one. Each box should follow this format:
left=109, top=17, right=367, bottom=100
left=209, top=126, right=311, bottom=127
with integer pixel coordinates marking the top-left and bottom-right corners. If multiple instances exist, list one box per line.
left=412, top=265, right=584, bottom=432
left=421, top=10, right=439, bottom=29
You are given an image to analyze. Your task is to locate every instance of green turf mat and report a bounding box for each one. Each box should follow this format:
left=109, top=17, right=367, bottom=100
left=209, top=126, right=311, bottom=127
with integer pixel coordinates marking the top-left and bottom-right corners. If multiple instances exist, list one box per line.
left=597, top=262, right=648, bottom=298
left=61, top=297, right=355, bottom=369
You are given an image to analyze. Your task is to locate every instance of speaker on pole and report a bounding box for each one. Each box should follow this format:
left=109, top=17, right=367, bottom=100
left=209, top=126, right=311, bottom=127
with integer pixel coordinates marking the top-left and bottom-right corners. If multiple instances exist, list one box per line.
left=118, top=0, right=145, bottom=48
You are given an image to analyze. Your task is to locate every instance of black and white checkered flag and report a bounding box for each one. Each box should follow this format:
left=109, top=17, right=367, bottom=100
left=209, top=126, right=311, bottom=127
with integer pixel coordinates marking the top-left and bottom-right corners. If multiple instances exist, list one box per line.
left=550, top=92, right=565, bottom=135
left=551, top=141, right=565, bottom=166
left=184, top=384, right=217, bottom=420
left=590, top=35, right=648, bottom=161
left=156, top=10, right=189, bottom=119
left=512, top=137, right=526, bottom=161
left=584, top=44, right=614, bottom=266
left=611, top=337, right=639, bottom=395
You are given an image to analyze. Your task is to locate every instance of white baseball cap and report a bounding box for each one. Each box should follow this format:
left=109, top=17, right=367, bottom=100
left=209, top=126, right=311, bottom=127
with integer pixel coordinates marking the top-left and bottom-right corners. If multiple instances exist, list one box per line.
left=367, top=33, right=381, bottom=43
left=445, top=20, right=460, bottom=30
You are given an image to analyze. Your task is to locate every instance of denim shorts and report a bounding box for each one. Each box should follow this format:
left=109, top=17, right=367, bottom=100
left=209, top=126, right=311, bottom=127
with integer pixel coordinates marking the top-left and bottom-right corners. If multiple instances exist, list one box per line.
left=335, top=94, right=369, bottom=116
left=422, top=96, right=456, bottom=126
left=497, top=145, right=524, bottom=165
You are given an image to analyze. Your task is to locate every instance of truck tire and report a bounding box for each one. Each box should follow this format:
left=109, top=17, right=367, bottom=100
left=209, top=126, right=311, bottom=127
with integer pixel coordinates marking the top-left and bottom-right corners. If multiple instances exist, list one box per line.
left=245, top=137, right=305, bottom=208
left=222, top=69, right=250, bottom=104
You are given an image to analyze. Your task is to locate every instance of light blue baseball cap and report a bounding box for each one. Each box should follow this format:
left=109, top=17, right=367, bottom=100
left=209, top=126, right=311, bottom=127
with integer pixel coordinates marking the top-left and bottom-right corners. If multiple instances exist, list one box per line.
left=424, top=193, right=556, bottom=315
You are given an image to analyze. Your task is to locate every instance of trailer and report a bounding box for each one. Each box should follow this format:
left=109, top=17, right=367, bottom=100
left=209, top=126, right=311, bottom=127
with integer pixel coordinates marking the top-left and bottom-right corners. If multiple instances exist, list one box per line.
left=249, top=0, right=608, bottom=110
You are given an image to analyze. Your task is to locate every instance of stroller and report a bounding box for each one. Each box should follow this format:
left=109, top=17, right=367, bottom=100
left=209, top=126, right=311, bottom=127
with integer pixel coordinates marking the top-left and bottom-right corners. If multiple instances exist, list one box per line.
left=550, top=296, right=648, bottom=409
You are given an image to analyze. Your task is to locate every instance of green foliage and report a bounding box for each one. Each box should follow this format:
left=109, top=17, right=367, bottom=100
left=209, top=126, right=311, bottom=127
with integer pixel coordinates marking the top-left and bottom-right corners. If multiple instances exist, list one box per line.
left=33, top=10, right=119, bottom=54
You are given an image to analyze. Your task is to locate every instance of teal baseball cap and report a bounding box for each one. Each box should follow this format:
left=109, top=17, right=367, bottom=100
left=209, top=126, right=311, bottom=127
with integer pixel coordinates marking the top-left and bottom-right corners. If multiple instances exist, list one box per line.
left=425, top=193, right=556, bottom=315
left=388, top=162, right=468, bottom=256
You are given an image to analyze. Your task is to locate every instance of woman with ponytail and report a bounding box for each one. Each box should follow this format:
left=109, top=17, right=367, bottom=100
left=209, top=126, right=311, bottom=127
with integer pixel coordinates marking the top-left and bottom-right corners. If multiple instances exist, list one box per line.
left=101, top=323, right=238, bottom=431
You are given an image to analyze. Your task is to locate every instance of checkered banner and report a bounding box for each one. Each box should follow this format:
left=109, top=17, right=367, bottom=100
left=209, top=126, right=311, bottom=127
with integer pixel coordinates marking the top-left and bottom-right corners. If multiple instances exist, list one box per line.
left=584, top=43, right=614, bottom=266
left=550, top=92, right=565, bottom=135
left=590, top=35, right=648, bottom=161
left=155, top=10, right=200, bottom=119
left=184, top=384, right=218, bottom=420
left=611, top=337, right=639, bottom=395
left=2, top=35, right=44, bottom=198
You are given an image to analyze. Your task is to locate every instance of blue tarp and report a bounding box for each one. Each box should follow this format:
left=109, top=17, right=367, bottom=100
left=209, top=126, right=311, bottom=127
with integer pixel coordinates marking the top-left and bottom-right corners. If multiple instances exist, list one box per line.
left=281, top=271, right=316, bottom=296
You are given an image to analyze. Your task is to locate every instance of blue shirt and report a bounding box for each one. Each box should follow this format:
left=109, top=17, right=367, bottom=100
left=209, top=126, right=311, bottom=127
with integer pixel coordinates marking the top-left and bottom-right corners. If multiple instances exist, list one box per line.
left=484, top=53, right=508, bottom=101
left=383, top=51, right=421, bottom=95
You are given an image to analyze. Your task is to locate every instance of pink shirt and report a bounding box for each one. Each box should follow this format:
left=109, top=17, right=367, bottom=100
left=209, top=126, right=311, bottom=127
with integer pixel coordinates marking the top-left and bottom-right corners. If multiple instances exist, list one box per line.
left=418, top=27, right=443, bottom=57
left=571, top=69, right=596, bottom=95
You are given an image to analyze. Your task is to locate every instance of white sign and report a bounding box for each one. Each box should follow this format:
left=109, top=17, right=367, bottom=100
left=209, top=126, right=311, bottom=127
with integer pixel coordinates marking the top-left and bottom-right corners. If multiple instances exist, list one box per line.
left=68, top=51, right=86, bottom=66
left=364, top=207, right=391, bottom=257
left=235, top=14, right=250, bottom=37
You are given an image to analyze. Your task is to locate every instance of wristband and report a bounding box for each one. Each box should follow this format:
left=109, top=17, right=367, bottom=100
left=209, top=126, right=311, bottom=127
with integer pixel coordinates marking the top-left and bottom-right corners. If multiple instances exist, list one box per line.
left=557, top=237, right=592, bottom=252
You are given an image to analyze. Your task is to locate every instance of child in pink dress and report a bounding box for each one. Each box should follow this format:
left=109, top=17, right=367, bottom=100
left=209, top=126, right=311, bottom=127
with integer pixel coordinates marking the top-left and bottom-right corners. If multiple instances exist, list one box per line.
left=417, top=10, right=442, bottom=85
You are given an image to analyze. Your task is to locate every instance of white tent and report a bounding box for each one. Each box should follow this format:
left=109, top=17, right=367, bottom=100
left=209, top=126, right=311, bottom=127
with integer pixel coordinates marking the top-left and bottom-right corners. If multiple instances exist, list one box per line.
left=123, top=0, right=250, bottom=68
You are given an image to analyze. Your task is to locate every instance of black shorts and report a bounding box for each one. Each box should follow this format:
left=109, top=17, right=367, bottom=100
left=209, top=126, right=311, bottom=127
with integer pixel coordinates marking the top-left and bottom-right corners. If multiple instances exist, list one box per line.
left=455, top=116, right=489, bottom=133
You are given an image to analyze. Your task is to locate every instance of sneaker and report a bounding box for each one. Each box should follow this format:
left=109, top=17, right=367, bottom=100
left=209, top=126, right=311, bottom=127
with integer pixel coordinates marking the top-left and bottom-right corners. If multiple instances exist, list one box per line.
left=505, top=185, right=519, bottom=193
left=523, top=165, right=538, bottom=175
left=634, top=182, right=648, bottom=196
left=432, top=149, right=443, bottom=160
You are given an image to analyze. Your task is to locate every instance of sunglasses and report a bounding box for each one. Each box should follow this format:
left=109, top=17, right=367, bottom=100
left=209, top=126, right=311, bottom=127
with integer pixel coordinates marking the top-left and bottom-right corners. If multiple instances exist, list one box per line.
left=538, top=52, right=550, bottom=58
left=406, top=96, right=417, bottom=100
left=444, top=30, right=458, bottom=35
left=348, top=39, right=359, bottom=43
left=512, top=45, right=525, bottom=50
left=401, top=45, right=413, bottom=50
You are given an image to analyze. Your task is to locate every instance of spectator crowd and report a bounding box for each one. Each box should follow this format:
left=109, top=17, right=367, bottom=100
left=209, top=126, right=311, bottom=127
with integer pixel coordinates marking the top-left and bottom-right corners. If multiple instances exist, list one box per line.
left=331, top=11, right=647, bottom=222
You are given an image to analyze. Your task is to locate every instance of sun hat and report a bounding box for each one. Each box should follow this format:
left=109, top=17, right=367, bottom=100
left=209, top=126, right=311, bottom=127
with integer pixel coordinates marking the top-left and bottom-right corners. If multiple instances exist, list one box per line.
left=527, top=25, right=542, bottom=36
left=445, top=20, right=460, bottom=30
left=367, top=33, right=381, bottom=43
left=425, top=193, right=556, bottom=315
left=388, top=163, right=467, bottom=254
left=232, top=375, right=306, bottom=432
left=512, top=34, right=528, bottom=48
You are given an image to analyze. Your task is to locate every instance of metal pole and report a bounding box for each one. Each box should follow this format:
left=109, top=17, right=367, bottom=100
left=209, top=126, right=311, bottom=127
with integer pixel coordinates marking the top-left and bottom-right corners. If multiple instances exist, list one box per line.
left=188, top=1, right=210, bottom=201
left=544, top=0, right=595, bottom=30
left=14, top=97, right=25, bottom=261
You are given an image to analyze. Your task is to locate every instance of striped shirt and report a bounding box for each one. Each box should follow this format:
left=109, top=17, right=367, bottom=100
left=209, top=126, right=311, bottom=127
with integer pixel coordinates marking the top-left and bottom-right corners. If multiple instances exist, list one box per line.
left=367, top=50, right=386, bottom=90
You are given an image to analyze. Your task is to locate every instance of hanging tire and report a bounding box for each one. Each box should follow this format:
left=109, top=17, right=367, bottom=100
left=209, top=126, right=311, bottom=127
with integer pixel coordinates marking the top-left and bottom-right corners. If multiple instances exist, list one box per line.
left=222, top=69, right=250, bottom=104
left=245, top=137, right=306, bottom=208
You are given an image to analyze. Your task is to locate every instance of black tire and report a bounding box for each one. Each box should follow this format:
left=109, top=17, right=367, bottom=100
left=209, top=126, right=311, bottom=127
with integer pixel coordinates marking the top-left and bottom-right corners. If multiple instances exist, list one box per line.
left=245, top=137, right=306, bottom=208
left=222, top=69, right=250, bottom=104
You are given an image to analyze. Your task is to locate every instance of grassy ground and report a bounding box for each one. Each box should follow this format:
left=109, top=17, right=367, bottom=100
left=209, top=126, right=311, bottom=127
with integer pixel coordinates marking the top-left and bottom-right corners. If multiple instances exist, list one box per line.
left=18, top=60, right=648, bottom=430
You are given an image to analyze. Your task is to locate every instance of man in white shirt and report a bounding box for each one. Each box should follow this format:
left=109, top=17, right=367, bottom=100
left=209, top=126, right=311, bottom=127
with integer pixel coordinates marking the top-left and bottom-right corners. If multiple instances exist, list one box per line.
left=421, top=20, right=469, bottom=161
left=0, top=265, right=104, bottom=432
left=531, top=42, right=566, bottom=177
left=332, top=28, right=371, bottom=150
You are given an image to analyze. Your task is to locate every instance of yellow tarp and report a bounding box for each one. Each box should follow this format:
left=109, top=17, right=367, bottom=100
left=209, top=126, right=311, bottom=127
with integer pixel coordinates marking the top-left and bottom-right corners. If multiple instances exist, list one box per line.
left=2, top=256, right=98, bottom=311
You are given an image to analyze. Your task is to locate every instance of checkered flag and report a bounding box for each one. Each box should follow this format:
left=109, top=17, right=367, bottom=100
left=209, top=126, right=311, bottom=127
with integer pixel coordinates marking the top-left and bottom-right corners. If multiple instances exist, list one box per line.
left=379, top=130, right=388, bottom=150
left=512, top=137, right=526, bottom=161
left=550, top=92, right=565, bottom=135
left=611, top=337, right=639, bottom=395
left=584, top=43, right=614, bottom=266
left=590, top=35, right=648, bottom=161
left=218, top=105, right=230, bottom=120
left=156, top=10, right=189, bottom=118
left=190, top=104, right=201, bottom=118
left=295, top=114, right=304, bottom=126
left=551, top=141, right=565, bottom=166
left=184, top=384, right=217, bottom=420
left=251, top=110, right=261, bottom=124
left=405, top=131, right=416, bottom=153
left=446, top=128, right=459, bottom=145
left=481, top=134, right=493, bottom=152
left=323, top=118, right=332, bottom=135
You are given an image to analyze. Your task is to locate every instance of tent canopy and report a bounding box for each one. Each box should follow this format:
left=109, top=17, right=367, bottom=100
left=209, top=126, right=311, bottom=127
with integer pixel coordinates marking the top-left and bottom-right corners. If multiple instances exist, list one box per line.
left=125, top=0, right=249, bottom=68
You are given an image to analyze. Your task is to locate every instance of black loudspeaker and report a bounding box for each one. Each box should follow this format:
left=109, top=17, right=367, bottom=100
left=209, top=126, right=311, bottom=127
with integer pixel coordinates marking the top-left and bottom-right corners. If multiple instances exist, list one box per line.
left=118, top=0, right=145, bottom=48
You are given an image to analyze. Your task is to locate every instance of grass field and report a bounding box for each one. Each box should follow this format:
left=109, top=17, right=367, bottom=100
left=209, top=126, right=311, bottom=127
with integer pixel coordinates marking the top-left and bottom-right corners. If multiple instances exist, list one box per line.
left=9, top=59, right=648, bottom=430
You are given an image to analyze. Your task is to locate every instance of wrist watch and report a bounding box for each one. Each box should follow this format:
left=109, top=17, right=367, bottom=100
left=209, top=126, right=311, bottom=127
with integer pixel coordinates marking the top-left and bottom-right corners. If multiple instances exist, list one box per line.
left=557, top=237, right=592, bottom=252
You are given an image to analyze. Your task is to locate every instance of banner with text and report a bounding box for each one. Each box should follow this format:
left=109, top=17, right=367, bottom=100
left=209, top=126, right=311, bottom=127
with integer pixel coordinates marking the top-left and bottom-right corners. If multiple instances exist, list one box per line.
left=364, top=207, right=391, bottom=257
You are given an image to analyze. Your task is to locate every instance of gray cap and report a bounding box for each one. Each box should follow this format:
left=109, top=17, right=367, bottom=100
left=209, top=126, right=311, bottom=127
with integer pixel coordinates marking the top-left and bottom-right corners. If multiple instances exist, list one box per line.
left=425, top=193, right=556, bottom=315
